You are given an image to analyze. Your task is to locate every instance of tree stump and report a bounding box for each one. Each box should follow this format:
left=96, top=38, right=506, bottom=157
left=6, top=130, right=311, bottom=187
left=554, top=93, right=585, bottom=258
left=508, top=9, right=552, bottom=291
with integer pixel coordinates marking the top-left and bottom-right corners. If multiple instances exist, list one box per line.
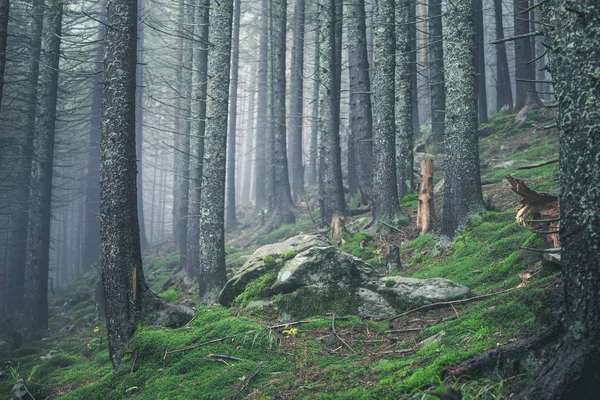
left=417, top=159, right=435, bottom=235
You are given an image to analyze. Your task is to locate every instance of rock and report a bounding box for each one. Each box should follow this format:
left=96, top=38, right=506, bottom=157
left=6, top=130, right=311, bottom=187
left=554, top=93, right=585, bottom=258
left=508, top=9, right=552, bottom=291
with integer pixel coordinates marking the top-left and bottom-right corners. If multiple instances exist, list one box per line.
left=0, top=340, right=11, bottom=358
left=375, top=277, right=472, bottom=311
left=220, top=234, right=472, bottom=319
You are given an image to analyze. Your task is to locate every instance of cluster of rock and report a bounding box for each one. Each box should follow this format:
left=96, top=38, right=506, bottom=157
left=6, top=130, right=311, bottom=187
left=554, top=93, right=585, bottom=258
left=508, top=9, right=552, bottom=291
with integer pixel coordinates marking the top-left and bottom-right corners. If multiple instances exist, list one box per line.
left=218, top=234, right=472, bottom=319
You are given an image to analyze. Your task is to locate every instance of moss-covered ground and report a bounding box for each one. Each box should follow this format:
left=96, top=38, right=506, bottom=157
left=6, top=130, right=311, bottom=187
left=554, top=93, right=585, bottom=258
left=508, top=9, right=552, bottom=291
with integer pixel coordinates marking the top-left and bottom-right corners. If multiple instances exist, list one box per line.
left=0, top=109, right=562, bottom=399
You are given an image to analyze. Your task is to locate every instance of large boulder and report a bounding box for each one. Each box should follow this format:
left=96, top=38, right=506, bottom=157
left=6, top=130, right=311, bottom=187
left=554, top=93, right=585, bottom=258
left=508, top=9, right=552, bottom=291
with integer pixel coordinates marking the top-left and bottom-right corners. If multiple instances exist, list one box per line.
left=220, top=234, right=472, bottom=319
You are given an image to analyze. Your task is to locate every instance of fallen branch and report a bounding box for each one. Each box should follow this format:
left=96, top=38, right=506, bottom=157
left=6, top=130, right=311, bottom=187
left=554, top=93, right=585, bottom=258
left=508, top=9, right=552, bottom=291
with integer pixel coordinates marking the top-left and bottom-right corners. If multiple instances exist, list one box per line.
left=230, top=361, right=262, bottom=400
left=387, top=286, right=521, bottom=322
left=532, top=230, right=560, bottom=234
left=521, top=246, right=561, bottom=253
left=490, top=31, right=542, bottom=45
left=527, top=217, right=560, bottom=223
left=517, top=158, right=558, bottom=170
left=332, top=314, right=356, bottom=354
left=379, top=221, right=403, bottom=233
left=207, top=354, right=249, bottom=362
left=385, top=328, right=422, bottom=334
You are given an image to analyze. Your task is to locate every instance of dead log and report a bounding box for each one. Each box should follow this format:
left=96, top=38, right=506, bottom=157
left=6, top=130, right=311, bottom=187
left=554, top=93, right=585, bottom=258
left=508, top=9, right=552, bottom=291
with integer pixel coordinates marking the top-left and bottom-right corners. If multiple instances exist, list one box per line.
left=417, top=159, right=435, bottom=235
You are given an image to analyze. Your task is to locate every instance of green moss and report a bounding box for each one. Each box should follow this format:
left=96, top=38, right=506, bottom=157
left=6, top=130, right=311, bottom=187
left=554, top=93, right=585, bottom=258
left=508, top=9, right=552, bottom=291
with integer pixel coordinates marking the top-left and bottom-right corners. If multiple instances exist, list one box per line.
left=232, top=272, right=277, bottom=307
left=340, top=232, right=378, bottom=263
left=282, top=249, right=296, bottom=260
left=263, top=255, right=276, bottom=264
left=159, top=288, right=180, bottom=303
left=273, top=286, right=359, bottom=319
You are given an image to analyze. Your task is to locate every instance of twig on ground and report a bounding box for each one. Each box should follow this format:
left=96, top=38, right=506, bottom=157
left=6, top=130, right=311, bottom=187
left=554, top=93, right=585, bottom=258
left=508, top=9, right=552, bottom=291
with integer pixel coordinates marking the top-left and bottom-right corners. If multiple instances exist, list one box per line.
left=386, top=286, right=521, bottom=322
left=207, top=354, right=249, bottom=362
left=332, top=314, right=356, bottom=354
left=231, top=362, right=263, bottom=400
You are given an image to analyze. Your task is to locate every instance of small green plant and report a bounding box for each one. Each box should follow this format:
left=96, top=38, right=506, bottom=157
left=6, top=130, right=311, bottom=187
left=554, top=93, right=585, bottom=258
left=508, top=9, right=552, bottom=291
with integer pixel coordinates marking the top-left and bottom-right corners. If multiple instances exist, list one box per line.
left=282, top=250, right=296, bottom=260
left=263, top=255, right=276, bottom=264
left=384, top=279, right=396, bottom=288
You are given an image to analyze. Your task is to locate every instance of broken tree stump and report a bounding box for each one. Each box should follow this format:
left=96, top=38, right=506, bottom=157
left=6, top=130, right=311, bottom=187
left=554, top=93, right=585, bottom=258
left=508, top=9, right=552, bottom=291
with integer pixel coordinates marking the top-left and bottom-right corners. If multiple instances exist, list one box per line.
left=417, top=159, right=435, bottom=235
left=506, top=175, right=560, bottom=247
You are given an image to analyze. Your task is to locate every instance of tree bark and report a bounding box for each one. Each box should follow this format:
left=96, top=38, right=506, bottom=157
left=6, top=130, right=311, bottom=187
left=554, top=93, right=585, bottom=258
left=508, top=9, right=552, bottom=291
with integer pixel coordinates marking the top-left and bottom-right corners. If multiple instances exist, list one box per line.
left=289, top=0, right=306, bottom=202
left=241, top=74, right=256, bottom=204
left=308, top=6, right=319, bottom=187
left=318, top=0, right=345, bottom=227
left=24, top=0, right=62, bottom=339
left=254, top=0, right=269, bottom=211
left=417, top=159, right=434, bottom=235
left=396, top=0, right=414, bottom=200
left=440, top=0, right=485, bottom=240
left=226, top=0, right=241, bottom=229
left=268, top=0, right=296, bottom=229
left=494, top=0, right=513, bottom=112
left=136, top=0, right=149, bottom=250
left=428, top=0, right=446, bottom=145
left=186, top=0, right=209, bottom=281
left=520, top=2, right=600, bottom=397
left=198, top=0, right=234, bottom=303
left=101, top=0, right=193, bottom=369
left=514, top=0, right=541, bottom=115
left=346, top=0, right=373, bottom=204
left=0, top=0, right=9, bottom=109
left=474, top=0, right=488, bottom=124
left=6, top=0, right=44, bottom=315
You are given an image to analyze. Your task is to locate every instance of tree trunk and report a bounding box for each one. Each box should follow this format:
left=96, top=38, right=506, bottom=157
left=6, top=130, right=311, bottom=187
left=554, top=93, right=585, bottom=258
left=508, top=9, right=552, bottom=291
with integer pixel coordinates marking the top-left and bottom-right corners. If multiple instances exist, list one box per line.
left=241, top=74, right=256, bottom=204
left=6, top=0, right=44, bottom=315
left=24, top=0, right=62, bottom=340
left=136, top=0, right=149, bottom=250
left=396, top=0, right=414, bottom=200
left=417, top=159, right=435, bottom=235
left=409, top=1, right=419, bottom=138
left=441, top=0, right=485, bottom=240
left=308, top=7, right=319, bottom=187
left=254, top=0, right=269, bottom=212
left=185, top=0, right=209, bottom=281
left=318, top=0, right=346, bottom=227
left=268, top=0, right=296, bottom=230
left=101, top=0, right=193, bottom=369
left=513, top=0, right=540, bottom=116
left=198, top=0, right=234, bottom=303
left=474, top=0, right=488, bottom=124
left=428, top=0, right=446, bottom=145
left=226, top=0, right=241, bottom=229
left=83, top=21, right=104, bottom=273
left=0, top=0, right=9, bottom=109
left=520, top=2, right=600, bottom=397
left=346, top=0, right=373, bottom=204
left=494, top=0, right=513, bottom=112
left=289, top=0, right=306, bottom=202
left=372, top=0, right=405, bottom=271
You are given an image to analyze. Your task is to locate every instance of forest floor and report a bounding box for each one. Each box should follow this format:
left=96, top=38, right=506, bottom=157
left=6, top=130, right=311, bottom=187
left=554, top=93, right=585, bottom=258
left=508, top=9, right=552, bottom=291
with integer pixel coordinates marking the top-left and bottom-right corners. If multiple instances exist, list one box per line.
left=0, top=108, right=563, bottom=399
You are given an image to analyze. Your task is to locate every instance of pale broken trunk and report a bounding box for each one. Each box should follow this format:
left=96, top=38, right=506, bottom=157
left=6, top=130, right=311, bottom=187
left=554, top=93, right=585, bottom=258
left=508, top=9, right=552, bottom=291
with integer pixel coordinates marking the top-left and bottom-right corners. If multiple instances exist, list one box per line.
left=417, top=159, right=435, bottom=235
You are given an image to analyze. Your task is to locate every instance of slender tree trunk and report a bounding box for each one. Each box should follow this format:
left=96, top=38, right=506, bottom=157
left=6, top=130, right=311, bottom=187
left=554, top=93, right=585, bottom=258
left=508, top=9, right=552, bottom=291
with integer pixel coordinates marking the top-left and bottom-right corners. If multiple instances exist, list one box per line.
left=346, top=0, right=373, bottom=204
left=268, top=0, right=296, bottom=229
left=6, top=0, right=44, bottom=315
left=241, top=74, right=256, bottom=204
left=289, top=0, right=306, bottom=202
left=136, top=0, right=149, bottom=250
left=149, top=153, right=157, bottom=245
left=409, top=1, right=419, bottom=137
left=514, top=0, right=540, bottom=114
left=172, top=0, right=185, bottom=243
left=428, top=0, right=446, bottom=145
left=225, top=0, right=241, bottom=229
left=318, top=0, right=345, bottom=227
left=441, top=0, right=485, bottom=240
left=24, top=0, right=62, bottom=340
left=494, top=0, right=513, bottom=112
left=521, top=3, right=600, bottom=397
left=83, top=20, right=104, bottom=273
left=396, top=0, right=414, bottom=200
left=474, top=0, right=488, bottom=124
left=254, top=0, right=269, bottom=211
left=198, top=0, right=234, bottom=303
left=308, top=8, right=319, bottom=187
left=372, top=0, right=406, bottom=271
left=177, top=0, right=194, bottom=270
left=186, top=0, right=209, bottom=281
